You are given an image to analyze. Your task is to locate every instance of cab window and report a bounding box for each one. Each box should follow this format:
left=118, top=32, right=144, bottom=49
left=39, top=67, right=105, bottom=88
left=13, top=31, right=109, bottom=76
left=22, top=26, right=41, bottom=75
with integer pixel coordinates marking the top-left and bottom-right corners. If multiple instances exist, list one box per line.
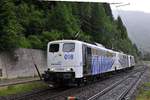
left=49, top=44, right=59, bottom=52
left=63, top=43, right=75, bottom=52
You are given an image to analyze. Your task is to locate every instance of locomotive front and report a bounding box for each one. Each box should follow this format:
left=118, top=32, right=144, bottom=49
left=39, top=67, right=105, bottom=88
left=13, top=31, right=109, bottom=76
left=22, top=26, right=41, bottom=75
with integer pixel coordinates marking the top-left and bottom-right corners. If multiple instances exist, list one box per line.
left=42, top=40, right=83, bottom=85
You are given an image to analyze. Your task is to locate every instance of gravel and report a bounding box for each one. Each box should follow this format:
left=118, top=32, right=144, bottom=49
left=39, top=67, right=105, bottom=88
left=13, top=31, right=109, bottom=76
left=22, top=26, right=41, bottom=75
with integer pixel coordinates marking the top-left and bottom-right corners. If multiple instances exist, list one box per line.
left=0, top=65, right=148, bottom=100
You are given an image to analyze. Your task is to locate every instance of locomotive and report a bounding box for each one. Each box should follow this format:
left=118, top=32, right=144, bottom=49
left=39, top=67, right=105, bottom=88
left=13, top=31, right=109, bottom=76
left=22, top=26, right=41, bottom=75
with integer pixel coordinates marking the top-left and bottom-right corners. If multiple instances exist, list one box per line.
left=42, top=40, right=135, bottom=85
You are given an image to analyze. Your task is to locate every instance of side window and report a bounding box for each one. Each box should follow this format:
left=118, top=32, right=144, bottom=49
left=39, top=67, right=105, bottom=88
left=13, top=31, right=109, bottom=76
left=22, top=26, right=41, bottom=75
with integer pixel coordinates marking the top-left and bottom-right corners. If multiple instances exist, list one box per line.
left=49, top=44, right=59, bottom=52
left=86, top=47, right=92, bottom=62
left=82, top=45, right=86, bottom=65
left=87, top=47, right=91, bottom=55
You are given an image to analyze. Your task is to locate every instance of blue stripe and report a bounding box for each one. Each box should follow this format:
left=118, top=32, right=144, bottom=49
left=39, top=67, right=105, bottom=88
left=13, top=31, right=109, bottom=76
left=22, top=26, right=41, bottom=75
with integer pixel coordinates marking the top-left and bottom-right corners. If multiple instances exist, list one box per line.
left=91, top=56, right=114, bottom=75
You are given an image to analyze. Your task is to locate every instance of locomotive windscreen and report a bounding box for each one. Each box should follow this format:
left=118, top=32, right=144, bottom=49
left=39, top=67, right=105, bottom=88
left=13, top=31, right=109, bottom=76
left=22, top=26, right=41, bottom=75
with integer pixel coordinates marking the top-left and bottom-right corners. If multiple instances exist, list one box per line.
left=49, top=44, right=59, bottom=52
left=63, top=43, right=75, bottom=52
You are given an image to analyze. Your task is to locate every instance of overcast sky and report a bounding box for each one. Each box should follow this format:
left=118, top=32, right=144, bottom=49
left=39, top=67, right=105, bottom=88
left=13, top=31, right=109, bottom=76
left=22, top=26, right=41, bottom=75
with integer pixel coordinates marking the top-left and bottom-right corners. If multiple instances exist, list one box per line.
left=48, top=0, right=150, bottom=13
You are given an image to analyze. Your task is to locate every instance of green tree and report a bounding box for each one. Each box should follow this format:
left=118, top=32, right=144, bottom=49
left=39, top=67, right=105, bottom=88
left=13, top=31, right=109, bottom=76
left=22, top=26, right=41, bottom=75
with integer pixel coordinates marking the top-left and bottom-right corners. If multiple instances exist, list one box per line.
left=28, top=35, right=42, bottom=49
left=16, top=2, right=45, bottom=36
left=0, top=33, right=19, bottom=51
left=0, top=1, right=140, bottom=58
left=41, top=30, right=63, bottom=49
left=47, top=2, right=80, bottom=39
left=117, top=16, right=128, bottom=39
left=103, top=3, right=113, bottom=21
left=0, top=0, right=24, bottom=36
left=74, top=2, right=92, bottom=34
left=0, top=0, right=24, bottom=50
left=18, top=35, right=31, bottom=48
left=90, top=4, right=108, bottom=43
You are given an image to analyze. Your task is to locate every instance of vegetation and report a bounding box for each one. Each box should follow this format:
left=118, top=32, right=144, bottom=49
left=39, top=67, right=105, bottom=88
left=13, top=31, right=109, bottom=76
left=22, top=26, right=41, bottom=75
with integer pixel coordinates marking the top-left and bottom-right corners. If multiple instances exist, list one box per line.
left=0, top=0, right=139, bottom=57
left=136, top=82, right=150, bottom=100
left=142, top=52, right=150, bottom=60
left=0, top=81, right=48, bottom=96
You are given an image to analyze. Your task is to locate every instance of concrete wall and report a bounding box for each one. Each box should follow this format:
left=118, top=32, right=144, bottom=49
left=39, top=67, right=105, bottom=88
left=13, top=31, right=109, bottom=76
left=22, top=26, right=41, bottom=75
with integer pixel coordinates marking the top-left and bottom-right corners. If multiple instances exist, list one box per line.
left=0, top=48, right=47, bottom=79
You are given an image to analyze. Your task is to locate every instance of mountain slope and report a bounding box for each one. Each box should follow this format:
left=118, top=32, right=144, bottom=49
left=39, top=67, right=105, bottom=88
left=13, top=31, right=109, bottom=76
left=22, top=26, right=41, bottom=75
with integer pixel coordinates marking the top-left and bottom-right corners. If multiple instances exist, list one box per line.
left=112, top=10, right=150, bottom=52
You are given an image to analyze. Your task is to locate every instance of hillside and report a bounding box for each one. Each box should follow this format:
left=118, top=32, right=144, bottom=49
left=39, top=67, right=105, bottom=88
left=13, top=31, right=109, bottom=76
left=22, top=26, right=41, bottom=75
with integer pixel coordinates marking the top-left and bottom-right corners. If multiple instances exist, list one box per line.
left=0, top=1, right=139, bottom=57
left=112, top=10, right=150, bottom=53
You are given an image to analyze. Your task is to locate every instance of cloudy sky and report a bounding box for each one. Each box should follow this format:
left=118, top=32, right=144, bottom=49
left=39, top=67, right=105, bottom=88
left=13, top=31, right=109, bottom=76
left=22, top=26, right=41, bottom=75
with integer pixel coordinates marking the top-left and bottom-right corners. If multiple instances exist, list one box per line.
left=47, top=0, right=150, bottom=13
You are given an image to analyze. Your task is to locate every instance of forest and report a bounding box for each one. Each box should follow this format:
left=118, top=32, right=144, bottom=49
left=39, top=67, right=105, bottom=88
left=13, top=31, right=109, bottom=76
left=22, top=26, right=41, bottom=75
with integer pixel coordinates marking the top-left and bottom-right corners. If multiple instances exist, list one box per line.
left=0, top=0, right=139, bottom=58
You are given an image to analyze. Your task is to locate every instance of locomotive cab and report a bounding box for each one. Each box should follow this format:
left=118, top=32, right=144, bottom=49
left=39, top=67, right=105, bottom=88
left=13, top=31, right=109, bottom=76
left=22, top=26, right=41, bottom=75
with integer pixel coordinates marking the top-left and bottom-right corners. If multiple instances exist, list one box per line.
left=43, top=40, right=83, bottom=84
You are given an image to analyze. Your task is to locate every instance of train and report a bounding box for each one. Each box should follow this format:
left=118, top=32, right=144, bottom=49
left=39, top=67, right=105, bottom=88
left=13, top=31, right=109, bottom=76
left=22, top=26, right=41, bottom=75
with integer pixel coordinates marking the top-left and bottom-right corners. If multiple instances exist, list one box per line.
left=42, top=40, right=135, bottom=86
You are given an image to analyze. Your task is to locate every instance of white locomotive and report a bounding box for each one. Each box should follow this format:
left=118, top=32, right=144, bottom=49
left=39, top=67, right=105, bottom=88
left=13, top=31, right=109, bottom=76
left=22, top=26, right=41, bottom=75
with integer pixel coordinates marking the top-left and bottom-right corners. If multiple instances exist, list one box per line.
left=42, top=40, right=135, bottom=85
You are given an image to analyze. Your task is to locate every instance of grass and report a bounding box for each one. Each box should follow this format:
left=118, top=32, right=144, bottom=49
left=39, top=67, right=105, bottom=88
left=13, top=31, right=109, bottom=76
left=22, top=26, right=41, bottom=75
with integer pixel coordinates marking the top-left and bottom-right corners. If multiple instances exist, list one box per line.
left=136, top=82, right=150, bottom=100
left=0, top=81, right=48, bottom=96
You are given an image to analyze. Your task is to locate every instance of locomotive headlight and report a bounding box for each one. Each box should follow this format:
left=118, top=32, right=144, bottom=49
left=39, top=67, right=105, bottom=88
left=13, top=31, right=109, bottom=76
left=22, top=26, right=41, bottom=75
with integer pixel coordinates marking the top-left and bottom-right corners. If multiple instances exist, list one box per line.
left=66, top=68, right=71, bottom=71
left=66, top=68, right=74, bottom=72
left=51, top=68, right=54, bottom=71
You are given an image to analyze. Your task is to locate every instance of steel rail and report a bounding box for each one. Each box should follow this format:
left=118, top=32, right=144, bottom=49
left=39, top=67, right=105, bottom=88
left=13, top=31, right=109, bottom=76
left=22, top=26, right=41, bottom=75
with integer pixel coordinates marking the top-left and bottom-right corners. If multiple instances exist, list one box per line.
left=87, top=67, right=146, bottom=100
left=116, top=67, right=147, bottom=100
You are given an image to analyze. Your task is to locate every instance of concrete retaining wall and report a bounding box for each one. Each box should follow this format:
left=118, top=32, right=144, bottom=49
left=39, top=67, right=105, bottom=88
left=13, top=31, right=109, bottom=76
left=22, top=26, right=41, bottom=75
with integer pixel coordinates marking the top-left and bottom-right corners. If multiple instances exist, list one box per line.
left=0, top=48, right=47, bottom=79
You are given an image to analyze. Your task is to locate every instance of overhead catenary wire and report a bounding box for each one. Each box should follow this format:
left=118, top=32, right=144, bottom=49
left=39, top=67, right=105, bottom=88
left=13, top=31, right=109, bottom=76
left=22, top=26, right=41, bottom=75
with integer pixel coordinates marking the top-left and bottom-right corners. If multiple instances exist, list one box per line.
left=116, top=3, right=130, bottom=7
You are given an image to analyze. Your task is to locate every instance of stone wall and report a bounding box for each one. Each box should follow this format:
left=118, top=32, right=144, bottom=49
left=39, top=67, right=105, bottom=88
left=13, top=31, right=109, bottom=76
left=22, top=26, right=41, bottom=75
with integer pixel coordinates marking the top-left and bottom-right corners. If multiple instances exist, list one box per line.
left=0, top=48, right=47, bottom=79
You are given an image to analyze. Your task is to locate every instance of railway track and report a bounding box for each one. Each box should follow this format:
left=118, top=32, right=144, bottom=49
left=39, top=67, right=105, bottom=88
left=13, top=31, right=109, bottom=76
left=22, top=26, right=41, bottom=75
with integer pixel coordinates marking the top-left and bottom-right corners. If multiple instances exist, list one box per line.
left=87, top=66, right=147, bottom=100
left=10, top=86, right=70, bottom=100
left=1, top=65, right=145, bottom=100
left=37, top=66, right=144, bottom=100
